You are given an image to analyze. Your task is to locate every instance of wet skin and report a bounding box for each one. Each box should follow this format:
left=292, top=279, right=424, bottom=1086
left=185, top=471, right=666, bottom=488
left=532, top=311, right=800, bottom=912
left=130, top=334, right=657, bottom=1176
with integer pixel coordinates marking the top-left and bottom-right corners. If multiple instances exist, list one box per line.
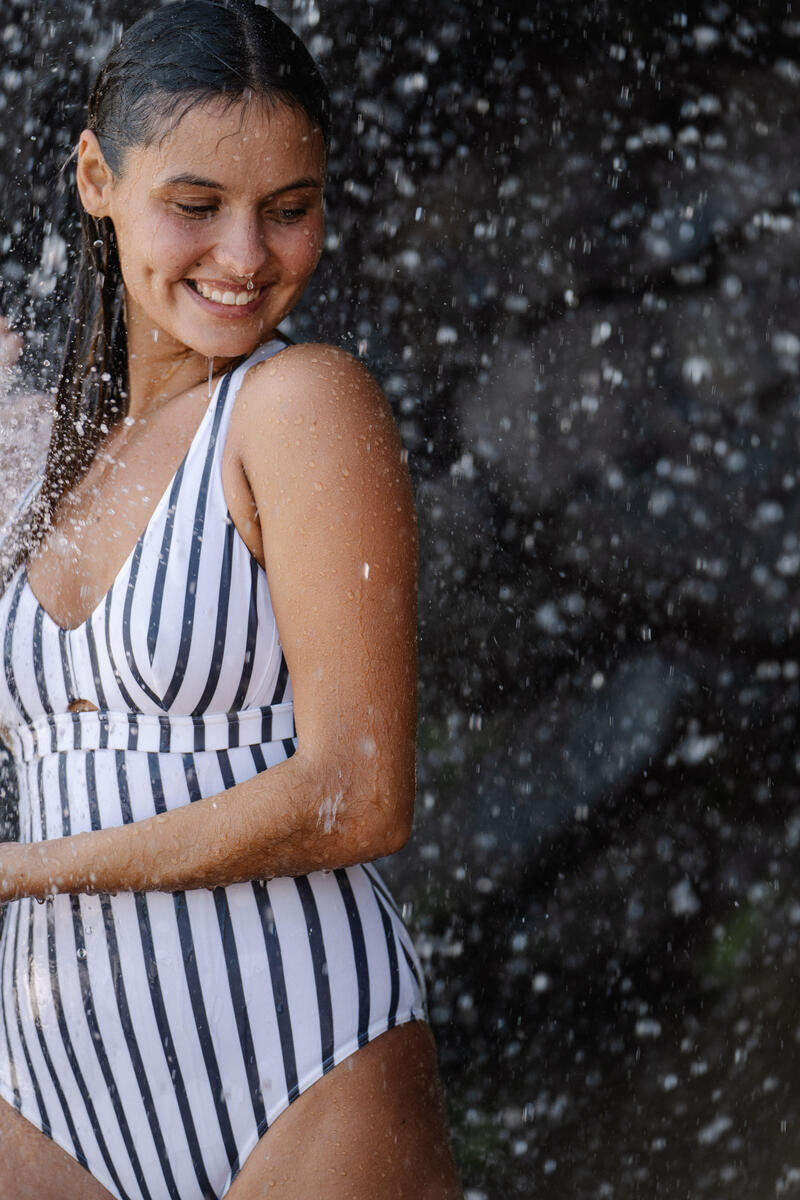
left=0, top=98, right=462, bottom=1196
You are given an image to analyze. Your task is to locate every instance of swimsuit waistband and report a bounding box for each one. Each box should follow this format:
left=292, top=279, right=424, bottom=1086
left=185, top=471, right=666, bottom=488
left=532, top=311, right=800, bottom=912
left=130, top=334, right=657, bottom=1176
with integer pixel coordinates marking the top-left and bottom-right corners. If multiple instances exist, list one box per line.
left=3, top=704, right=296, bottom=762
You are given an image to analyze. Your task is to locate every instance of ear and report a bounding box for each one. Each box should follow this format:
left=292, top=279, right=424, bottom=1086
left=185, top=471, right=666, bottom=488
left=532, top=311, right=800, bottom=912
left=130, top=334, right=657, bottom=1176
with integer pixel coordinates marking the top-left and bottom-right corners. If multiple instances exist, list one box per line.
left=76, top=130, right=114, bottom=218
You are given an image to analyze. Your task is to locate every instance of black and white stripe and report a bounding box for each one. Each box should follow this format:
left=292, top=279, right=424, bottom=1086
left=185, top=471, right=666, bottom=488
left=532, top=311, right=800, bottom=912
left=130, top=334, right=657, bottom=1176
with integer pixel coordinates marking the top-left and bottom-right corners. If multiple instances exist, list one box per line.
left=0, top=339, right=426, bottom=1200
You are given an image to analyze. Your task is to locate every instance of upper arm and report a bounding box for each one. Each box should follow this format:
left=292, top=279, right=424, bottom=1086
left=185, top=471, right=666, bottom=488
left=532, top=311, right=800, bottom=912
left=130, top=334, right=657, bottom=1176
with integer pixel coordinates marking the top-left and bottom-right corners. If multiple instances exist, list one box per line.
left=235, top=344, right=418, bottom=850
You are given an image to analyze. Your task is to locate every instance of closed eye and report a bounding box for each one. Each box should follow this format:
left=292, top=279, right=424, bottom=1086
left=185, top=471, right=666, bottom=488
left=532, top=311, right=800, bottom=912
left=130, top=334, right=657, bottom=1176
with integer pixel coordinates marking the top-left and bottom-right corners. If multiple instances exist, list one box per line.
left=172, top=202, right=217, bottom=218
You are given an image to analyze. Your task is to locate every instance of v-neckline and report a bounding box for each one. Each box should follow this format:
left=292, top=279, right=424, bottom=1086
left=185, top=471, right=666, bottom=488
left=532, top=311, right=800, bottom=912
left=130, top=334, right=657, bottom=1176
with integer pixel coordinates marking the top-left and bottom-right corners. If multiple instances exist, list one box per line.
left=22, top=373, right=227, bottom=635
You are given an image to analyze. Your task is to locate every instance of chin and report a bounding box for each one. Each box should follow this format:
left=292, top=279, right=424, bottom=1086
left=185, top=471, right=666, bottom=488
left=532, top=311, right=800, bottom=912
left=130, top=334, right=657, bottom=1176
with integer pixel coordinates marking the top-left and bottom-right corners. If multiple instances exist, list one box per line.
left=185, top=326, right=276, bottom=361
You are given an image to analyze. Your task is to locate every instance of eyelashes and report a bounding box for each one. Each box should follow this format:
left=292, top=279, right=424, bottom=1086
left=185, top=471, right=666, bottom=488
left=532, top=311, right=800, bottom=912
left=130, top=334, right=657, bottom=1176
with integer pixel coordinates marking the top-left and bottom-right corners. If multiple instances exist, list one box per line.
left=172, top=203, right=216, bottom=218
left=170, top=203, right=309, bottom=223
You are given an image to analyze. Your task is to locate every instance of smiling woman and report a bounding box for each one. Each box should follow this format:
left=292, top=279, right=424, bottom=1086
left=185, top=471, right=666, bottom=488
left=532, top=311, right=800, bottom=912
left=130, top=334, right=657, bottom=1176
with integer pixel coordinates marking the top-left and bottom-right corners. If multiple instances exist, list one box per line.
left=0, top=3, right=462, bottom=1199
left=79, top=100, right=326, bottom=366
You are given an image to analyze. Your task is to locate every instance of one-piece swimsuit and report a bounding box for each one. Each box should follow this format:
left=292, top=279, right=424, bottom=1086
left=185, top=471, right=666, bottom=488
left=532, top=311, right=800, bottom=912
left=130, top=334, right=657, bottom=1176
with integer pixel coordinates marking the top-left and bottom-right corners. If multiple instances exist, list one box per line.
left=0, top=338, right=426, bottom=1200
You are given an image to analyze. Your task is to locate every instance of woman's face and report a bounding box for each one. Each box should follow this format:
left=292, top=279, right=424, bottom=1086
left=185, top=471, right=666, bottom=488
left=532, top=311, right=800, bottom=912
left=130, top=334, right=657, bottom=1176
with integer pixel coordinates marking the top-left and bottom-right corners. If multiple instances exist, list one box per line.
left=79, top=96, right=325, bottom=363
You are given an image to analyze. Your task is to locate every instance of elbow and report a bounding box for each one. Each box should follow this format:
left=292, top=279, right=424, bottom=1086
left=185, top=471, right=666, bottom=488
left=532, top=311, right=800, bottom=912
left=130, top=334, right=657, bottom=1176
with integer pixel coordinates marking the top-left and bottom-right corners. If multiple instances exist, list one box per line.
left=301, top=746, right=415, bottom=867
left=358, top=753, right=415, bottom=860
left=352, top=811, right=412, bottom=863
left=341, top=785, right=414, bottom=864
left=376, top=805, right=413, bottom=857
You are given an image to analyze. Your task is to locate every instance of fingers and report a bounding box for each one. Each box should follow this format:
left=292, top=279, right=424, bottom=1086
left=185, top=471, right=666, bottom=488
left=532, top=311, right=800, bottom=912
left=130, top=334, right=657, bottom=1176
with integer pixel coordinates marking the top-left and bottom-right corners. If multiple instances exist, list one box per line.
left=0, top=317, right=23, bottom=372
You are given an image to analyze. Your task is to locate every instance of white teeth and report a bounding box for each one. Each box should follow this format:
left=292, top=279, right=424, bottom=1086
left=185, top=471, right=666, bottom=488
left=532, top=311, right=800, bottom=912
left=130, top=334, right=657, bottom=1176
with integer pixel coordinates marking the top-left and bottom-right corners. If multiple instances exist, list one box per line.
left=193, top=281, right=258, bottom=306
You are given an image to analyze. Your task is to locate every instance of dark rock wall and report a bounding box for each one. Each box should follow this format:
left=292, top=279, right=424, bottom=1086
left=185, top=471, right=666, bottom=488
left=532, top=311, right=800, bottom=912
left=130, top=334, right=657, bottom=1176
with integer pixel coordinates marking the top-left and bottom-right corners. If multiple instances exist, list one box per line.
left=3, top=2, right=800, bottom=1195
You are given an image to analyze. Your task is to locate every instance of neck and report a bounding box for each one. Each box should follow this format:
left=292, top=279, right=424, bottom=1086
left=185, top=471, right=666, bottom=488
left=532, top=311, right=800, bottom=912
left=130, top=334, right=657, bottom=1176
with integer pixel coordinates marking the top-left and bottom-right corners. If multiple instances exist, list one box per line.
left=123, top=301, right=244, bottom=420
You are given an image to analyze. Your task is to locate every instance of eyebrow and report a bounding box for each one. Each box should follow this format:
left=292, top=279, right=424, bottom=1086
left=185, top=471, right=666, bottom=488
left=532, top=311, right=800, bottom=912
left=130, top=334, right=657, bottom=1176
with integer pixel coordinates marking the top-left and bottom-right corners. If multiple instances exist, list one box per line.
left=158, top=174, right=323, bottom=194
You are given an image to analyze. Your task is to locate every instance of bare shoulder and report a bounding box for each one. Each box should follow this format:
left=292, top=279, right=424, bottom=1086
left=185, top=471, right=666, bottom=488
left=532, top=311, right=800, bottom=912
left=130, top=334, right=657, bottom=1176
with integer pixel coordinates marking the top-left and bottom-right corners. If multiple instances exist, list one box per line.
left=235, top=341, right=395, bottom=429
left=230, top=341, right=412, bottom=511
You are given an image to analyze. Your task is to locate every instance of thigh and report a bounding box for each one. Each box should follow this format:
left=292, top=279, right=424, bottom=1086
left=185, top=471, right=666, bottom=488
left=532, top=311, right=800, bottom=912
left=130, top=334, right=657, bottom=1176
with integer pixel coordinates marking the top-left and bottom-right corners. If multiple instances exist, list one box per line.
left=227, top=1022, right=463, bottom=1200
left=0, top=1095, right=115, bottom=1200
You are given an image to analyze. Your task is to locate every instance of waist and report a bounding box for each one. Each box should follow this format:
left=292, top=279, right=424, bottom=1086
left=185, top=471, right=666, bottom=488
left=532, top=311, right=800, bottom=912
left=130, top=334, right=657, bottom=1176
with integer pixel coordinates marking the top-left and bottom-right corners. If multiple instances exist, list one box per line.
left=3, top=704, right=296, bottom=762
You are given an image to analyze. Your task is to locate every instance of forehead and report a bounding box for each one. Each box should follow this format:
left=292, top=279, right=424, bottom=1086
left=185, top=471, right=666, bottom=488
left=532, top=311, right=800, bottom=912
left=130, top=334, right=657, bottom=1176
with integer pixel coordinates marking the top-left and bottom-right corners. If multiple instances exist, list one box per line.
left=120, top=96, right=325, bottom=187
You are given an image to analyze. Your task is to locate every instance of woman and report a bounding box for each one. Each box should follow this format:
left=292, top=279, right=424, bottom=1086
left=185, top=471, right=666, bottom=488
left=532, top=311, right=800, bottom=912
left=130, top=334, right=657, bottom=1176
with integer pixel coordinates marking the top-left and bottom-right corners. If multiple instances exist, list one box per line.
left=0, top=2, right=462, bottom=1197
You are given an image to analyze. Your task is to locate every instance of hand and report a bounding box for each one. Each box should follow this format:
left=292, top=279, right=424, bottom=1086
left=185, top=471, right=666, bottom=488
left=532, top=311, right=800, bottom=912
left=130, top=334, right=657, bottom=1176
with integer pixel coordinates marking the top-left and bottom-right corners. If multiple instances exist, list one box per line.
left=0, top=316, right=23, bottom=375
left=0, top=316, right=24, bottom=408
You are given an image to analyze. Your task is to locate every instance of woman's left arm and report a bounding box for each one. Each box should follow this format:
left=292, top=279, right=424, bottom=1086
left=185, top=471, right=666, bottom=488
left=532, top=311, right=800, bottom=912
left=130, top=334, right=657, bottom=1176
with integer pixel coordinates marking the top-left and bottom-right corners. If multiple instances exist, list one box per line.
left=0, top=344, right=418, bottom=899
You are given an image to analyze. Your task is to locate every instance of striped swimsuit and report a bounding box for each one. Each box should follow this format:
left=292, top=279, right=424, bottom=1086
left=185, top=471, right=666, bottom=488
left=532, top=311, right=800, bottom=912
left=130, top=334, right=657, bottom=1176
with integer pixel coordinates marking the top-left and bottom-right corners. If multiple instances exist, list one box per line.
left=0, top=338, right=426, bottom=1200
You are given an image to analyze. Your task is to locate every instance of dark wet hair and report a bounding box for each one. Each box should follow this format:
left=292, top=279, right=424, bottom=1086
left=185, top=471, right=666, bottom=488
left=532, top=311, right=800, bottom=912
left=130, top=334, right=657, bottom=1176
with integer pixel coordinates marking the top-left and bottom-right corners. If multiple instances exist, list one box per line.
left=2, top=0, right=329, bottom=586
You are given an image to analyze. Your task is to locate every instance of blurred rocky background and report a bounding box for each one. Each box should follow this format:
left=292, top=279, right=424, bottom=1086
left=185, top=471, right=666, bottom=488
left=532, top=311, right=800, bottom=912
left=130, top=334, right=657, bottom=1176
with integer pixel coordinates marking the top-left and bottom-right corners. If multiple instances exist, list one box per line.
left=4, top=0, right=800, bottom=1195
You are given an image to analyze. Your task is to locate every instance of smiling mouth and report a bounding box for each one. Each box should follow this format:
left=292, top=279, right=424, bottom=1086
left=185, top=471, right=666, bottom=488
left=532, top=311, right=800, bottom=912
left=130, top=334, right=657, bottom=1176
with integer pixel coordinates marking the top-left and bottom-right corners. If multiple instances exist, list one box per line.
left=186, top=279, right=265, bottom=307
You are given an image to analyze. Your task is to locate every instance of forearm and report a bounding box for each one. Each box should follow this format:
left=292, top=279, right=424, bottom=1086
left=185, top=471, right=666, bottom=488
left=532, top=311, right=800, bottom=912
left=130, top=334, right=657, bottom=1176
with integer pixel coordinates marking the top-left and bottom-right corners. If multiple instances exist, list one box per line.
left=0, top=749, right=410, bottom=901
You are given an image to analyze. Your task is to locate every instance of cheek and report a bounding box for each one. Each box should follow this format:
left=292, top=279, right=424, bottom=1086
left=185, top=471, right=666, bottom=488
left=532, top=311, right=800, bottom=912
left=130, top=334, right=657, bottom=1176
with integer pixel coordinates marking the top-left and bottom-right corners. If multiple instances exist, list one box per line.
left=286, top=222, right=324, bottom=278
left=117, top=214, right=207, bottom=286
